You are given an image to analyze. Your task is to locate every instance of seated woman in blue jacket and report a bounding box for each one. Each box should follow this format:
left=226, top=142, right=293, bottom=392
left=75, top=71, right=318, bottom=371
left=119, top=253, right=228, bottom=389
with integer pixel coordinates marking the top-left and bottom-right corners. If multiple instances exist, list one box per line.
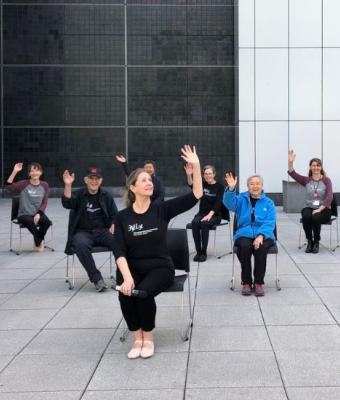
left=223, top=173, right=276, bottom=297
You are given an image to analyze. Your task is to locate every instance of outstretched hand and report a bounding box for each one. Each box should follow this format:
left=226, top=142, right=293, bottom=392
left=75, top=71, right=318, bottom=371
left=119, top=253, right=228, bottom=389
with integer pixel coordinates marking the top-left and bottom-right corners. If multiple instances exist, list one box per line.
left=181, top=145, right=199, bottom=166
left=116, top=155, right=126, bottom=163
left=225, top=172, right=238, bottom=191
left=13, top=163, right=23, bottom=173
left=184, top=162, right=194, bottom=176
left=288, top=149, right=296, bottom=163
left=63, top=170, right=75, bottom=185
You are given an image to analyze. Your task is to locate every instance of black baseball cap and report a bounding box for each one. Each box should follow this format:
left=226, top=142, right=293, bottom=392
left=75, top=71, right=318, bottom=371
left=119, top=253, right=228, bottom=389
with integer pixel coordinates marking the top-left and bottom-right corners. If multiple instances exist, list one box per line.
left=86, top=167, right=103, bottom=178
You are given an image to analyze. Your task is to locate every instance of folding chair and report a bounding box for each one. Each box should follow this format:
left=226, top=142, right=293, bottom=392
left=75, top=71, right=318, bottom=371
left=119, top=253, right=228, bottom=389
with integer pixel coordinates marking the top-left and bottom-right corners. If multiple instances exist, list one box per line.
left=120, top=228, right=193, bottom=342
left=9, top=196, right=54, bottom=255
left=230, top=216, right=281, bottom=291
left=65, top=210, right=113, bottom=290
left=298, top=195, right=339, bottom=252
left=186, top=205, right=232, bottom=258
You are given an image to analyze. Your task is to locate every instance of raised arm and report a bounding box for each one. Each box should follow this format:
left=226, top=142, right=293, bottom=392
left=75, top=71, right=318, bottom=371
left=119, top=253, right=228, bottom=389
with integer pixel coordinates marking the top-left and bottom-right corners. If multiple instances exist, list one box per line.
left=115, top=155, right=130, bottom=177
left=288, top=149, right=296, bottom=173
left=181, top=145, right=202, bottom=199
left=184, top=163, right=194, bottom=186
left=7, top=162, right=23, bottom=184
left=62, top=170, right=75, bottom=199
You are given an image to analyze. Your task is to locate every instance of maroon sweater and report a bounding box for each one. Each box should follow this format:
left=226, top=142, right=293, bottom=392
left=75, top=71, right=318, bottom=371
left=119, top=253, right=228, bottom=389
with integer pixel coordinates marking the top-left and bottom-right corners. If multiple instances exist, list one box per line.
left=6, top=180, right=49, bottom=213
left=288, top=170, right=333, bottom=208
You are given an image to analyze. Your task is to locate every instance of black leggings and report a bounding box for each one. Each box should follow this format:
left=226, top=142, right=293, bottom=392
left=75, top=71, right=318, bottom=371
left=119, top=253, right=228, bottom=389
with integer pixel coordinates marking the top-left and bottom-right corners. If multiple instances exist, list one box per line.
left=301, top=207, right=332, bottom=242
left=116, top=266, right=174, bottom=332
left=235, top=237, right=274, bottom=285
left=17, top=212, right=51, bottom=246
left=191, top=213, right=221, bottom=254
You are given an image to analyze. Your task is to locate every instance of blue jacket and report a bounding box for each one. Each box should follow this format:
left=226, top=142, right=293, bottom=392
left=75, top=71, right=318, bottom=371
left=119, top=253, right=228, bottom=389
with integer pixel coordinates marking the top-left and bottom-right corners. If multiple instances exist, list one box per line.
left=223, top=189, right=276, bottom=241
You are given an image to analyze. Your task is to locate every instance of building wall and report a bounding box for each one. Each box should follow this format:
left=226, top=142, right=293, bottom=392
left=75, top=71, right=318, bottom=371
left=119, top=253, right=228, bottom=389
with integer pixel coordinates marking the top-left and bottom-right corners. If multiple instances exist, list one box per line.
left=239, top=0, right=340, bottom=193
left=1, top=0, right=237, bottom=189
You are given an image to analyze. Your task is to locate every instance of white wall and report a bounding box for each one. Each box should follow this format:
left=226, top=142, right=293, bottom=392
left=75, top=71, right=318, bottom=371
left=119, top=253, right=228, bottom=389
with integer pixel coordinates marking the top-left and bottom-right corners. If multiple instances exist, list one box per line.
left=238, top=0, right=340, bottom=192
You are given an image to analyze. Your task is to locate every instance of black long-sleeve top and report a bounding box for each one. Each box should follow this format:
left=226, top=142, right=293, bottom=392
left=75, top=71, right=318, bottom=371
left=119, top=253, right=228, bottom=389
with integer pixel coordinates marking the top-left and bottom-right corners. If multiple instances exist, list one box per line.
left=197, top=181, right=225, bottom=216
left=120, top=161, right=165, bottom=203
left=113, top=192, right=198, bottom=270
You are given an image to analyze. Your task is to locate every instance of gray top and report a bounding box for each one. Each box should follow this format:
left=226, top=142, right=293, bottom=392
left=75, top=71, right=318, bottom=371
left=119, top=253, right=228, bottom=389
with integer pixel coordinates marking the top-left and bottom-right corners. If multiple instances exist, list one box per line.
left=305, top=179, right=327, bottom=209
left=18, top=184, right=46, bottom=217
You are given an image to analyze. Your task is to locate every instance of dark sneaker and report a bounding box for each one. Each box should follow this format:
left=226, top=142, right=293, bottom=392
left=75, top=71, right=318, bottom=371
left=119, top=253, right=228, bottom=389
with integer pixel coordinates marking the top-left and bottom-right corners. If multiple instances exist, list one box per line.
left=193, top=253, right=201, bottom=262
left=241, top=284, right=252, bottom=296
left=199, top=253, right=207, bottom=262
left=94, top=279, right=108, bottom=292
left=254, top=284, right=265, bottom=297
left=312, top=241, right=319, bottom=253
left=305, top=240, right=313, bottom=253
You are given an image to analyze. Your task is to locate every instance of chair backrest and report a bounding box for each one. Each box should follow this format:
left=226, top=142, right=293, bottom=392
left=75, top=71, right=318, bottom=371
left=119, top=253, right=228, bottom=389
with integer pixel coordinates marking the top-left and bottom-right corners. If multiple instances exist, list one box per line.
left=331, top=195, right=338, bottom=217
left=167, top=228, right=190, bottom=273
left=221, top=204, right=230, bottom=221
left=11, top=197, right=20, bottom=221
left=232, top=213, right=277, bottom=240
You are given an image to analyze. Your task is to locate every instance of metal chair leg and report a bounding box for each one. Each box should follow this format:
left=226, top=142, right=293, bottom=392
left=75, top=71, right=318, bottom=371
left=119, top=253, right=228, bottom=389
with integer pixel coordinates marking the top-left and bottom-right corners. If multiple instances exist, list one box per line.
left=16, top=228, right=22, bottom=255
left=298, top=225, right=303, bottom=249
left=275, top=253, right=281, bottom=291
left=230, top=252, right=236, bottom=290
left=65, top=255, right=74, bottom=290
left=333, top=218, right=340, bottom=251
left=9, top=222, right=13, bottom=252
left=213, top=230, right=217, bottom=258
left=45, top=225, right=55, bottom=252
left=109, top=252, right=113, bottom=278
left=181, top=275, right=193, bottom=341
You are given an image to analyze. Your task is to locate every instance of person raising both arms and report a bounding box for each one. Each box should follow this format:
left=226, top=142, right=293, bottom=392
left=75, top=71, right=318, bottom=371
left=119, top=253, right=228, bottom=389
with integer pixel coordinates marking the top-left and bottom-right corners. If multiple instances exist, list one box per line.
left=6, top=162, right=51, bottom=252
left=288, top=150, right=333, bottom=254
left=113, top=145, right=203, bottom=359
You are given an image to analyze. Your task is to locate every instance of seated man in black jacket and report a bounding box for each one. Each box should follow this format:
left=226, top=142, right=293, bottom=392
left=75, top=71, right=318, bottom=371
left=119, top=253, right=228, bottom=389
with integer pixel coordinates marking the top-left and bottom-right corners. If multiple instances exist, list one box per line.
left=115, top=155, right=165, bottom=203
left=62, top=167, right=118, bottom=292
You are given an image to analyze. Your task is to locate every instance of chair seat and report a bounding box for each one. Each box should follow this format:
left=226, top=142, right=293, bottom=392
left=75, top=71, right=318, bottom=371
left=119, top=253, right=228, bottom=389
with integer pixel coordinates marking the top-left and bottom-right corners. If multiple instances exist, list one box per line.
left=299, top=216, right=336, bottom=225
left=66, top=245, right=111, bottom=256
left=233, top=243, right=278, bottom=254
left=186, top=220, right=229, bottom=230
left=164, top=274, right=187, bottom=292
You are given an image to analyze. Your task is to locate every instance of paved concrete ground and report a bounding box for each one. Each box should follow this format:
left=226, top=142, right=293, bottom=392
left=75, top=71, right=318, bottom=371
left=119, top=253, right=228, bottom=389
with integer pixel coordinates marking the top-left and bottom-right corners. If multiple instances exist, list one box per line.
left=0, top=198, right=340, bottom=399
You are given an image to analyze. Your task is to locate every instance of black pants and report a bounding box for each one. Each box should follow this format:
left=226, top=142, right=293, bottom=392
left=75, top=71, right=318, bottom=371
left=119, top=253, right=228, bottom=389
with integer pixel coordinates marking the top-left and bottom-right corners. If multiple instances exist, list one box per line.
left=301, top=207, right=332, bottom=242
left=72, top=229, right=115, bottom=283
left=235, top=237, right=274, bottom=285
left=117, top=266, right=174, bottom=332
left=17, top=212, right=52, bottom=246
left=191, top=214, right=221, bottom=254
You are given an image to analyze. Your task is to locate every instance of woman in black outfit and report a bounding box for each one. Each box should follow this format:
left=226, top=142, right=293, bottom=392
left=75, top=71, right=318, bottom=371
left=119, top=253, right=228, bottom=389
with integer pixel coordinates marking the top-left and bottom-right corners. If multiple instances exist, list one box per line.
left=185, top=164, right=224, bottom=262
left=113, top=145, right=203, bottom=359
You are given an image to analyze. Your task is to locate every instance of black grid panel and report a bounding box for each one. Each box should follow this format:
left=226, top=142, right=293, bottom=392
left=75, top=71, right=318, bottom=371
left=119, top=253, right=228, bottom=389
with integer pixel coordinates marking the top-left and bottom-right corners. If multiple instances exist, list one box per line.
left=1, top=2, right=236, bottom=188
left=3, top=5, right=125, bottom=64
left=4, top=128, right=126, bottom=186
left=127, top=127, right=235, bottom=186
left=127, top=5, right=234, bottom=65
left=4, top=67, right=125, bottom=125
left=128, top=67, right=235, bottom=126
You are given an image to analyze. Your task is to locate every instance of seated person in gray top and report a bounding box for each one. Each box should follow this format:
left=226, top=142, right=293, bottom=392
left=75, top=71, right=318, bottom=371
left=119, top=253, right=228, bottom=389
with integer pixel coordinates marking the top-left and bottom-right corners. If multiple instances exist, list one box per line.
left=6, top=162, right=51, bottom=252
left=62, top=167, right=118, bottom=292
left=288, top=150, right=333, bottom=254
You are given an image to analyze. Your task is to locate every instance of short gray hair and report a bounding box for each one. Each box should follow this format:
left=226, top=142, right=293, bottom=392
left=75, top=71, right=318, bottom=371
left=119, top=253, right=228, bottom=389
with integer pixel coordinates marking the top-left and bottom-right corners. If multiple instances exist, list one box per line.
left=247, top=174, right=264, bottom=186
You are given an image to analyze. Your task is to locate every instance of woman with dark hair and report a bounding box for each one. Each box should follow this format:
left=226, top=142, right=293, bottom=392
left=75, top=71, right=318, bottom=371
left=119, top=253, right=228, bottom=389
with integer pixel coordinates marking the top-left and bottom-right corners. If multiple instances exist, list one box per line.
left=185, top=163, right=225, bottom=262
left=113, top=145, right=202, bottom=359
left=288, top=150, right=333, bottom=253
left=6, top=162, right=51, bottom=251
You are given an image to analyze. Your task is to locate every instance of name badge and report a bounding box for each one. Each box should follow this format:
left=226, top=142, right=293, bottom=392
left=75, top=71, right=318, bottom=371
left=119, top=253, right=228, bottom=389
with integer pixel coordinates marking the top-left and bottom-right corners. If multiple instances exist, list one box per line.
left=312, top=200, right=320, bottom=206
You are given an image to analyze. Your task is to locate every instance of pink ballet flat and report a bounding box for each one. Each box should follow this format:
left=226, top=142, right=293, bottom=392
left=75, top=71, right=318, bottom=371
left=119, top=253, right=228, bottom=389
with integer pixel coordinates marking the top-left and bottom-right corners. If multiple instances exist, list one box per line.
left=140, top=340, right=154, bottom=359
left=127, top=340, right=143, bottom=359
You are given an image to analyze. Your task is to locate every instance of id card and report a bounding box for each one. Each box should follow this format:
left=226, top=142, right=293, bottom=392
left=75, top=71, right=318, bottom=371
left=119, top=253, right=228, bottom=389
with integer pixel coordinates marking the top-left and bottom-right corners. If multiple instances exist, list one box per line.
left=312, top=200, right=320, bottom=206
